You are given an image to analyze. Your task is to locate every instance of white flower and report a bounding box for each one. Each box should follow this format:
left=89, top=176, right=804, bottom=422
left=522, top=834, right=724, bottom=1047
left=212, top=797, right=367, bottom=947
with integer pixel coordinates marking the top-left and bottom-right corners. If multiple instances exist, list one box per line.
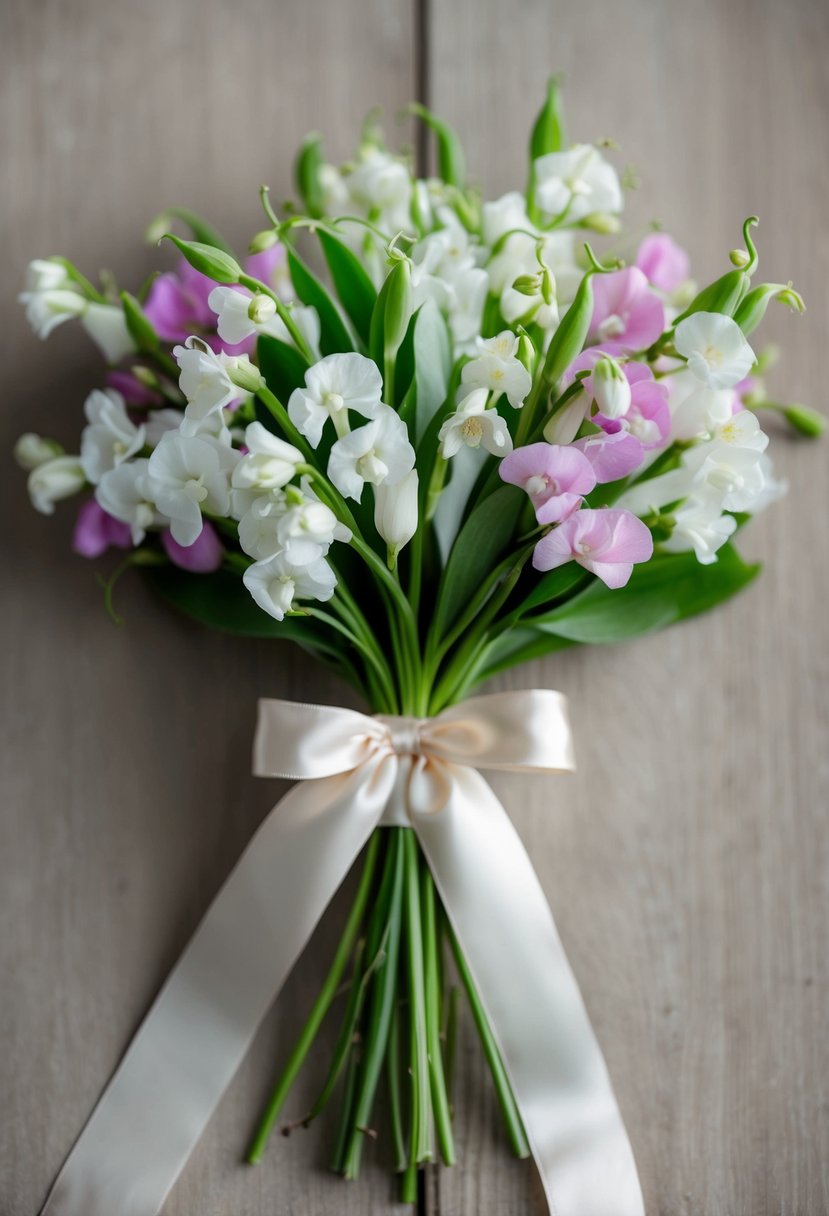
left=96, top=459, right=162, bottom=543
left=438, top=388, right=514, bottom=458
left=27, top=455, right=85, bottom=515
left=19, top=287, right=86, bottom=338
left=208, top=286, right=281, bottom=346
left=143, top=408, right=189, bottom=448
left=80, top=389, right=145, bottom=485
left=14, top=433, right=63, bottom=470
left=81, top=303, right=136, bottom=364
left=591, top=355, right=631, bottom=419
left=232, top=422, right=303, bottom=495
left=411, top=219, right=489, bottom=353
left=243, top=552, right=337, bottom=621
left=533, top=144, right=623, bottom=222
left=238, top=486, right=349, bottom=564
left=374, top=468, right=418, bottom=557
left=288, top=353, right=383, bottom=448
left=661, top=491, right=738, bottom=564
left=461, top=332, right=532, bottom=409
left=173, top=337, right=256, bottom=435
left=674, top=312, right=755, bottom=390
left=23, top=258, right=71, bottom=293
left=146, top=431, right=232, bottom=546
left=327, top=405, right=415, bottom=501
left=481, top=192, right=533, bottom=247
left=346, top=146, right=412, bottom=233
left=668, top=369, right=735, bottom=441
left=681, top=422, right=768, bottom=513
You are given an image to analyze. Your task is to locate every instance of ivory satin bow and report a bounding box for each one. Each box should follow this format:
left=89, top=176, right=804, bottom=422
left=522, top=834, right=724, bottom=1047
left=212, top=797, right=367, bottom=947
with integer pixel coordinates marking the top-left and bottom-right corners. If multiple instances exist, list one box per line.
left=41, top=690, right=644, bottom=1216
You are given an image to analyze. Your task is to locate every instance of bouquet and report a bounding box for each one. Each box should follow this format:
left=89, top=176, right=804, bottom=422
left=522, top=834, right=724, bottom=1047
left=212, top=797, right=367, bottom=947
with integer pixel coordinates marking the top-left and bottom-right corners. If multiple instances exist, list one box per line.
left=17, top=80, right=821, bottom=1216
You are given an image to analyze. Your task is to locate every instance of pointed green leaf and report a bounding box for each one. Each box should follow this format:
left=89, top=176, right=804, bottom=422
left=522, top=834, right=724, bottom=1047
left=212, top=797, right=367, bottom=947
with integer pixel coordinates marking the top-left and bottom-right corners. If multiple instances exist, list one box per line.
left=318, top=229, right=377, bottom=346
left=257, top=333, right=310, bottom=405
left=286, top=246, right=353, bottom=355
left=433, top=485, right=523, bottom=636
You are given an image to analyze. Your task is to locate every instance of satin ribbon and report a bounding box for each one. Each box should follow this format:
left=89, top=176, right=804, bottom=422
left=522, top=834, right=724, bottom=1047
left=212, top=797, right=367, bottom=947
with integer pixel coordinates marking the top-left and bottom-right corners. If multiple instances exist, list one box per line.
left=41, top=690, right=644, bottom=1216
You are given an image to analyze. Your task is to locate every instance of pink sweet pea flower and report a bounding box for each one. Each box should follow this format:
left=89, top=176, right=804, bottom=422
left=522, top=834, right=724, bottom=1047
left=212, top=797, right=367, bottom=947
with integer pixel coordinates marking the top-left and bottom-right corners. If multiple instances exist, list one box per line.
left=588, top=267, right=665, bottom=352
left=635, top=233, right=690, bottom=294
left=573, top=430, right=645, bottom=483
left=564, top=351, right=671, bottom=452
left=533, top=507, right=653, bottom=589
left=72, top=499, right=133, bottom=558
left=499, top=442, right=597, bottom=524
left=161, top=520, right=223, bottom=572
left=106, top=370, right=162, bottom=407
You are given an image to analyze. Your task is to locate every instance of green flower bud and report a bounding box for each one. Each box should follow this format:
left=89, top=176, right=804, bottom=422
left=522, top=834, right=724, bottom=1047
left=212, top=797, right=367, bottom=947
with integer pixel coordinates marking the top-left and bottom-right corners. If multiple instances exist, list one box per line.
left=248, top=294, right=277, bottom=325
left=782, top=402, right=825, bottom=438
left=120, top=290, right=159, bottom=353
left=580, top=212, right=622, bottom=235
left=161, top=234, right=242, bottom=284
left=529, top=76, right=567, bottom=160
left=14, top=433, right=64, bottom=470
left=517, top=332, right=536, bottom=371
left=409, top=104, right=466, bottom=187
left=512, top=273, right=542, bottom=297
left=131, top=364, right=160, bottom=389
left=733, top=282, right=805, bottom=336
left=539, top=244, right=615, bottom=388
left=224, top=355, right=265, bottom=394
left=729, top=249, right=750, bottom=268
left=248, top=229, right=279, bottom=254
left=674, top=217, right=759, bottom=323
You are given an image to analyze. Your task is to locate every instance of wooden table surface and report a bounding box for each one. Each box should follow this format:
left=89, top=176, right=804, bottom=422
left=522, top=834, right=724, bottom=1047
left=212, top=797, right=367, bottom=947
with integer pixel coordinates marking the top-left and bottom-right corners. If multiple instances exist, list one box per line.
left=2, top=1, right=828, bottom=1213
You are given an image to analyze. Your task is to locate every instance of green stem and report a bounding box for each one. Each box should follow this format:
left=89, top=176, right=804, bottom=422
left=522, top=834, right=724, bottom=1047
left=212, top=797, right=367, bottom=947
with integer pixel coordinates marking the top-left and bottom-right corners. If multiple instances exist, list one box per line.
left=447, top=922, right=530, bottom=1160
left=421, top=865, right=455, bottom=1165
left=246, top=834, right=381, bottom=1164
left=403, top=832, right=433, bottom=1166
left=387, top=1000, right=407, bottom=1173
left=341, top=829, right=406, bottom=1179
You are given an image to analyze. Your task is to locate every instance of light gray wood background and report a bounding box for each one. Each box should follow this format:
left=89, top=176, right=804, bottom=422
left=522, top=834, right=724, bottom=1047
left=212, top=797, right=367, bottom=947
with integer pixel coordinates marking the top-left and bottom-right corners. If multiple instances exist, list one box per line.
left=1, top=1, right=827, bottom=1214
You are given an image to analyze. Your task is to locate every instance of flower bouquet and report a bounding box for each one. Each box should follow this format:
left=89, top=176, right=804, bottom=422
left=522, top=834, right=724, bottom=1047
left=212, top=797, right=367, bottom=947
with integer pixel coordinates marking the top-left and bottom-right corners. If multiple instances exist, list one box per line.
left=18, top=81, right=821, bottom=1216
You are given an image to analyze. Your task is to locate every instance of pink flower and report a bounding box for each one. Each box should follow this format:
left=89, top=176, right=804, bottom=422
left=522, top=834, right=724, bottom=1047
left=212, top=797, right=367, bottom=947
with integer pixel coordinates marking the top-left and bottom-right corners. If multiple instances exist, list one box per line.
left=533, top=508, right=653, bottom=589
left=573, top=430, right=645, bottom=483
left=72, top=499, right=133, bottom=558
left=588, top=267, right=665, bottom=352
left=161, top=520, right=223, bottom=572
left=106, top=370, right=162, bottom=407
left=635, top=233, right=690, bottom=294
left=499, top=442, right=596, bottom=524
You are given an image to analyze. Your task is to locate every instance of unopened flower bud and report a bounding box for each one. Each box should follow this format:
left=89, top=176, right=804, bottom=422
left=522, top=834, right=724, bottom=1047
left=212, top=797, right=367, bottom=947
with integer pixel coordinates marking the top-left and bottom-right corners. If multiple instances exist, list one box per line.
left=248, top=294, right=277, bottom=325
left=729, top=248, right=750, bottom=268
left=591, top=355, right=631, bottom=419
left=517, top=333, right=536, bottom=371
left=782, top=402, right=825, bottom=438
left=14, top=433, right=64, bottom=470
left=512, top=273, right=542, bottom=297
left=374, top=469, right=418, bottom=566
left=581, top=212, right=622, bottom=235
left=248, top=229, right=279, bottom=254
left=131, top=364, right=160, bottom=389
left=543, top=387, right=589, bottom=444
left=225, top=355, right=266, bottom=394
left=27, top=455, right=85, bottom=514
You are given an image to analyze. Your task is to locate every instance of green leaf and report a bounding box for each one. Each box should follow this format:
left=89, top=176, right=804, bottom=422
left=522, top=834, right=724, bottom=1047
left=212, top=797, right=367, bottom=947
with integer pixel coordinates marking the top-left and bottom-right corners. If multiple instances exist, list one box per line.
left=410, top=104, right=466, bottom=187
left=478, top=626, right=576, bottom=681
left=318, top=229, right=377, bottom=347
left=516, top=564, right=590, bottom=615
left=257, top=333, right=310, bottom=405
left=532, top=543, right=760, bottom=644
left=294, top=133, right=325, bottom=218
left=433, top=485, right=523, bottom=636
left=286, top=246, right=354, bottom=355
left=147, top=566, right=314, bottom=640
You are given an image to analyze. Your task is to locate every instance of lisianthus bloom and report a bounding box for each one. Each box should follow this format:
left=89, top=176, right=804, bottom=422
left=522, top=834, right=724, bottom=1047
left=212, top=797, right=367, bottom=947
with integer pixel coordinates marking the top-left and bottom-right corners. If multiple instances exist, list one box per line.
left=588, top=267, right=665, bottom=351
left=533, top=507, right=653, bottom=589
left=674, top=312, right=756, bottom=390
left=161, top=520, right=223, bottom=572
left=72, top=499, right=133, bottom=558
left=499, top=443, right=595, bottom=523
left=635, top=233, right=690, bottom=294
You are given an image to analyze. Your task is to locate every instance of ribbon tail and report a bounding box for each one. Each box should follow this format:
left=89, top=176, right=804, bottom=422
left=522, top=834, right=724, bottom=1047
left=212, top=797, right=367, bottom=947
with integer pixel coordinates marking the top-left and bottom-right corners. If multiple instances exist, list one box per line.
left=413, top=765, right=645, bottom=1216
left=40, top=760, right=394, bottom=1216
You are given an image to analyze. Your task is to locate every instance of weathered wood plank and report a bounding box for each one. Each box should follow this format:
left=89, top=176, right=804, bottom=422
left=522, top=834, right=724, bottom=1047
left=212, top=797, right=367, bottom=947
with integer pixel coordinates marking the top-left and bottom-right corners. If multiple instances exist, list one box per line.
left=0, top=2, right=416, bottom=1213
left=427, top=0, right=829, bottom=1213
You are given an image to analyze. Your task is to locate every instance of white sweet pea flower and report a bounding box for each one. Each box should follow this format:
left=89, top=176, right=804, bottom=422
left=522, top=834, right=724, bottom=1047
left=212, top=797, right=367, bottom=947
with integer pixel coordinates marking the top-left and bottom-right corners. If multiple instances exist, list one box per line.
left=27, top=455, right=85, bottom=515
left=669, top=369, right=735, bottom=441
left=374, top=468, right=418, bottom=561
left=438, top=388, right=513, bottom=458
left=80, top=389, right=145, bottom=485
left=533, top=144, right=623, bottom=222
left=143, top=408, right=187, bottom=448
left=674, top=312, right=756, bottom=390
left=345, top=146, right=412, bottom=233
left=208, top=286, right=281, bottom=346
left=591, top=355, right=631, bottom=419
left=682, top=444, right=766, bottom=512
left=276, top=494, right=351, bottom=563
left=173, top=337, right=259, bottom=435
left=20, top=286, right=86, bottom=338
left=14, top=433, right=64, bottom=470
left=243, top=552, right=337, bottom=621
left=146, top=430, right=232, bottom=547
left=461, top=331, right=532, bottom=409
left=481, top=192, right=533, bottom=247
left=411, top=218, right=489, bottom=352
left=288, top=353, right=383, bottom=448
left=661, top=490, right=738, bottom=564
left=96, top=458, right=162, bottom=543
left=23, top=258, right=71, bottom=293
left=81, top=303, right=136, bottom=364
left=232, top=422, right=303, bottom=496
left=327, top=405, right=415, bottom=501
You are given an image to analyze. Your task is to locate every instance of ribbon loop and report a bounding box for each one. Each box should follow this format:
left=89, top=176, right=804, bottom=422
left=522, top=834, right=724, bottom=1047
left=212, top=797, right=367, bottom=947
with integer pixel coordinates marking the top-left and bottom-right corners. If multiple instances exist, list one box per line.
left=41, top=690, right=643, bottom=1216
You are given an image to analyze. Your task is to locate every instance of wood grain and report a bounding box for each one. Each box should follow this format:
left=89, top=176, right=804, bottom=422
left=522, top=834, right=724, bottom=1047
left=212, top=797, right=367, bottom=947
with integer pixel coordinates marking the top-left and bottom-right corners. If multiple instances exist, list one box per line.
left=1, top=1, right=828, bottom=1215
left=0, top=2, right=415, bottom=1214
left=427, top=1, right=829, bottom=1213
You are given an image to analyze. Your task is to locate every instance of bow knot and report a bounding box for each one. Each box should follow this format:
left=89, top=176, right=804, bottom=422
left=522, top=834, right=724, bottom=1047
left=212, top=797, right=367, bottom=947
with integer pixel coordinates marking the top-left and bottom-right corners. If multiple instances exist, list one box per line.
left=374, top=713, right=426, bottom=757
